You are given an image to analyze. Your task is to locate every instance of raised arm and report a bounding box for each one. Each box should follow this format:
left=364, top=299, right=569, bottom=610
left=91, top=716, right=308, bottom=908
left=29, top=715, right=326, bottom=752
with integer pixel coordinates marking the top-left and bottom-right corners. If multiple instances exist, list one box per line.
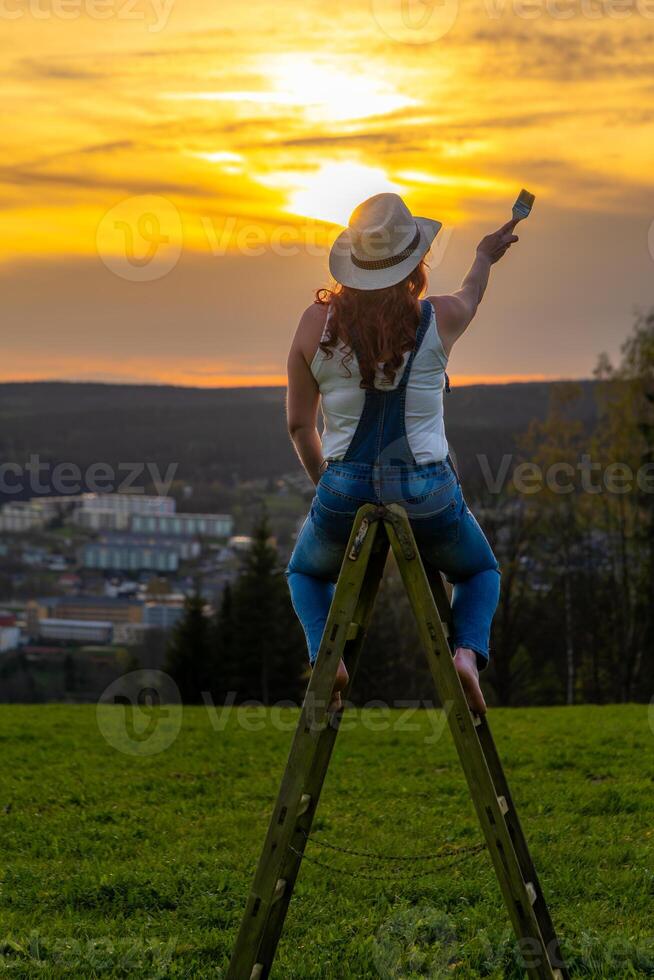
left=430, top=218, right=519, bottom=357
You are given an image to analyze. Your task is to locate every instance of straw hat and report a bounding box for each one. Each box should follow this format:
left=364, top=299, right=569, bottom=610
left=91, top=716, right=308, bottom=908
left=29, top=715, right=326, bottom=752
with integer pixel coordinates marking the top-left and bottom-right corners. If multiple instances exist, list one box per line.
left=328, top=192, right=442, bottom=290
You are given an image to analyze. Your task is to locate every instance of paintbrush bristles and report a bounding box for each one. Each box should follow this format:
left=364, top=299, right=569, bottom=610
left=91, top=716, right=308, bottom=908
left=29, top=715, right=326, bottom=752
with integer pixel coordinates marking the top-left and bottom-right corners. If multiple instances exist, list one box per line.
left=512, top=189, right=535, bottom=221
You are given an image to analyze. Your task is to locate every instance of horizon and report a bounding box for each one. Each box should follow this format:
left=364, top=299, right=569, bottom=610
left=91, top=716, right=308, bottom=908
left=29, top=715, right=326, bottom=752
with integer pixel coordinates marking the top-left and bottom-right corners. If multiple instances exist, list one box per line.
left=0, top=374, right=595, bottom=391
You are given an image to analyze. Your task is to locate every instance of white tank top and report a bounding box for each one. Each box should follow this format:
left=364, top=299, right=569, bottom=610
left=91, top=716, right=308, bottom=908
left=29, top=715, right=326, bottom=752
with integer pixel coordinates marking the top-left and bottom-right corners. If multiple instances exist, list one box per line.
left=310, top=301, right=449, bottom=464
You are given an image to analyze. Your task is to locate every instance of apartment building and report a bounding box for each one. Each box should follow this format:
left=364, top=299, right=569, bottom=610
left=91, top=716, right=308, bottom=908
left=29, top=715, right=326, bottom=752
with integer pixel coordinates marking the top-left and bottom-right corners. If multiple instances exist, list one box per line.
left=130, top=512, right=233, bottom=538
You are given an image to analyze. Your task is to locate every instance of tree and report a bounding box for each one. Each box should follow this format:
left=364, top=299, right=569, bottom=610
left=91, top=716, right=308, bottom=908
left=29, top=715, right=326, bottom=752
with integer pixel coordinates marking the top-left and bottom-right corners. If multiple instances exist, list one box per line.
left=481, top=495, right=543, bottom=706
left=64, top=653, right=76, bottom=693
left=517, top=384, right=588, bottom=704
left=216, top=513, right=306, bottom=705
left=164, top=591, right=214, bottom=703
left=211, top=582, right=238, bottom=703
left=590, top=309, right=654, bottom=700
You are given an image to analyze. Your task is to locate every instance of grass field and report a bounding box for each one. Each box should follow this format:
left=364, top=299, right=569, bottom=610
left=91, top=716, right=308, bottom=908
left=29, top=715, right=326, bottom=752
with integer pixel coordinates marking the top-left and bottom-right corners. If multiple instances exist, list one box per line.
left=0, top=703, right=653, bottom=978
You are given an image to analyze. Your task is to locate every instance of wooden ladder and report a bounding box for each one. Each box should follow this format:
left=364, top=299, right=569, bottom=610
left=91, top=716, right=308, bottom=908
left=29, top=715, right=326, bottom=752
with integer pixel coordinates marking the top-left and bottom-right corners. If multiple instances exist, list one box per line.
left=226, top=503, right=569, bottom=980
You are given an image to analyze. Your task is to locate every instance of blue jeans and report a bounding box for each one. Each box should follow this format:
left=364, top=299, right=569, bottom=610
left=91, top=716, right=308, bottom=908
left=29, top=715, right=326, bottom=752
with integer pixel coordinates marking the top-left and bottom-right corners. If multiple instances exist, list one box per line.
left=285, top=459, right=500, bottom=671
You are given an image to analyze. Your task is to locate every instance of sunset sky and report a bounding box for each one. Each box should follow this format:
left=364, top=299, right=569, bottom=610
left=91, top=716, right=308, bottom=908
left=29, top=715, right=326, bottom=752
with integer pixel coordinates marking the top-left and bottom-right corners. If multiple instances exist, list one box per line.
left=1, top=0, right=653, bottom=386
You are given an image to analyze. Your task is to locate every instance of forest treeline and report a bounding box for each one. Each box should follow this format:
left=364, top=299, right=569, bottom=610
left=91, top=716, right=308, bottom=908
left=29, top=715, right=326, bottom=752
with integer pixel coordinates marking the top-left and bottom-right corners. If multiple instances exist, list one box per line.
left=164, top=311, right=654, bottom=707
left=0, top=378, right=598, bottom=496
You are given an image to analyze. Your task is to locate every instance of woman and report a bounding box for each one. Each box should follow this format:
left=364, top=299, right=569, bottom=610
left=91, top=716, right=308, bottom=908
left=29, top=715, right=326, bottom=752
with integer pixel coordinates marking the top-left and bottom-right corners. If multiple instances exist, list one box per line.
left=285, top=192, right=519, bottom=714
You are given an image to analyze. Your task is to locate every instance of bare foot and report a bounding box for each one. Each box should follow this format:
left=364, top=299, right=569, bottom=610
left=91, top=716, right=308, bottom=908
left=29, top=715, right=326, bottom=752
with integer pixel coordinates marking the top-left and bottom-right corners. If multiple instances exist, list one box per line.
left=453, top=648, right=487, bottom=715
left=328, top=691, right=342, bottom=713
left=328, top=659, right=349, bottom=712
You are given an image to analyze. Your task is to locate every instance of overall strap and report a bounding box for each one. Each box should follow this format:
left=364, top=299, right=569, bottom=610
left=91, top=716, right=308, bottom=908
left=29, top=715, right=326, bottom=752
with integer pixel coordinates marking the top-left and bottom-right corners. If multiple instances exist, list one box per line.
left=396, top=299, right=432, bottom=389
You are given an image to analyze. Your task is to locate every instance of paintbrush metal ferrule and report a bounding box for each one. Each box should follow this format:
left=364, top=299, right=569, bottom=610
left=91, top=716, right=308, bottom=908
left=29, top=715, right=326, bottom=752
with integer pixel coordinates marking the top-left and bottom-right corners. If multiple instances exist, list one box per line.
left=512, top=189, right=535, bottom=221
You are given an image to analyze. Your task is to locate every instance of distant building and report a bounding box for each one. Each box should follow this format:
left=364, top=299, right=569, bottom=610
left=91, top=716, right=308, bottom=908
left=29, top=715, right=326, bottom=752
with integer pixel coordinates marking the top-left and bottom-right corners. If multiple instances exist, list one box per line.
left=0, top=496, right=79, bottom=532
left=75, top=509, right=132, bottom=532
left=75, top=493, right=175, bottom=515
left=73, top=493, right=175, bottom=531
left=0, top=501, right=48, bottom=533
left=82, top=532, right=200, bottom=569
left=131, top=512, right=233, bottom=539
left=27, top=596, right=143, bottom=638
left=0, top=613, right=20, bottom=653
left=58, top=572, right=82, bottom=592
left=81, top=539, right=179, bottom=573
left=228, top=535, right=254, bottom=551
left=112, top=622, right=154, bottom=646
left=21, top=546, right=49, bottom=566
left=142, top=602, right=185, bottom=630
left=36, top=618, right=113, bottom=644
left=0, top=492, right=176, bottom=533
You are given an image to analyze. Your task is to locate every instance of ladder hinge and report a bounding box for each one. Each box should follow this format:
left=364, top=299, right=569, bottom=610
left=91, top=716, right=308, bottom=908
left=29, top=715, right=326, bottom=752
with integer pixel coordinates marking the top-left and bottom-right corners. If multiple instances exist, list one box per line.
left=250, top=965, right=264, bottom=980
left=273, top=878, right=287, bottom=902
left=525, top=881, right=537, bottom=905
left=472, top=712, right=482, bottom=727
left=497, top=795, right=509, bottom=815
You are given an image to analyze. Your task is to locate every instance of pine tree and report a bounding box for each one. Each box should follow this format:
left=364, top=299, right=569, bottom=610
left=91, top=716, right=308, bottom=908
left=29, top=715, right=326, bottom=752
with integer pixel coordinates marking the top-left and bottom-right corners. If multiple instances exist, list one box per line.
left=211, top=582, right=238, bottom=703
left=164, top=591, right=213, bottom=704
left=226, top=513, right=306, bottom=704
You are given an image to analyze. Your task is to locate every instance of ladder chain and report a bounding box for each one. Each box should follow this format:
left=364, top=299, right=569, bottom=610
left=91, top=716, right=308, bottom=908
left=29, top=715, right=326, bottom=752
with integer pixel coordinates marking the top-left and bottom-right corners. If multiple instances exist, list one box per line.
left=288, top=841, right=486, bottom=881
left=299, top=828, right=482, bottom=863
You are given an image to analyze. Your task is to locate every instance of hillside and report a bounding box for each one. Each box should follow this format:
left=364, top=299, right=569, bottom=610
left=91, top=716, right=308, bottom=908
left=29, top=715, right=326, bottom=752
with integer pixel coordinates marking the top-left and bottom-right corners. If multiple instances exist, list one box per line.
left=0, top=380, right=599, bottom=499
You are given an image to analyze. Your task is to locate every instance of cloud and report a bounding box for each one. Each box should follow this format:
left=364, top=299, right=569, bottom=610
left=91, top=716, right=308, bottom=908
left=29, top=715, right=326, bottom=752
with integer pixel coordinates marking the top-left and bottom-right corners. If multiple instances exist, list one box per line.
left=0, top=167, right=206, bottom=199
left=468, top=23, right=654, bottom=80
left=15, top=58, right=104, bottom=81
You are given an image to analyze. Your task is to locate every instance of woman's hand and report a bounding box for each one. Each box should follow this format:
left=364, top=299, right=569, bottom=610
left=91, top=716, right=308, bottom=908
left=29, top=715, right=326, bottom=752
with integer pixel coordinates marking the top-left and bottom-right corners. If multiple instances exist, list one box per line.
left=476, top=219, right=519, bottom=265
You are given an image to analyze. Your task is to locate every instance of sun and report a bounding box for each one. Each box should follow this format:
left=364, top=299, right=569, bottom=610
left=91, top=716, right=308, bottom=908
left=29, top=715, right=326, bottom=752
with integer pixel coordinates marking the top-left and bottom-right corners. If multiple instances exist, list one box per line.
left=166, top=54, right=415, bottom=125
left=264, top=53, right=415, bottom=122
left=272, top=162, right=404, bottom=227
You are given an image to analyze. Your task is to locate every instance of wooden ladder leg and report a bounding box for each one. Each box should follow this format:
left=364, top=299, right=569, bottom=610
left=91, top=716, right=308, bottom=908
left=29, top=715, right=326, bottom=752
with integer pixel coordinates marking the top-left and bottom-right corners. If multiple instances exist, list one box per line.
left=254, top=523, right=390, bottom=975
left=385, top=504, right=567, bottom=980
left=471, top=714, right=569, bottom=979
left=226, top=506, right=386, bottom=980
left=426, top=568, right=569, bottom=979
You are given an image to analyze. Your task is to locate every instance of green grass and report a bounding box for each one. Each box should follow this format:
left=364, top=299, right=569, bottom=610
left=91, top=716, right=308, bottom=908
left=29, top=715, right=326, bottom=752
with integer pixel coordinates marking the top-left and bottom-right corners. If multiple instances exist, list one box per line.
left=0, top=704, right=653, bottom=978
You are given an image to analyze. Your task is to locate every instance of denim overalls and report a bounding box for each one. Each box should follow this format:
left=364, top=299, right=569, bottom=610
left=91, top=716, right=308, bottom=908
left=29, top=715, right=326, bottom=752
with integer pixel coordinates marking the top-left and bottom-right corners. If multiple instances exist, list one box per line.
left=286, top=299, right=500, bottom=669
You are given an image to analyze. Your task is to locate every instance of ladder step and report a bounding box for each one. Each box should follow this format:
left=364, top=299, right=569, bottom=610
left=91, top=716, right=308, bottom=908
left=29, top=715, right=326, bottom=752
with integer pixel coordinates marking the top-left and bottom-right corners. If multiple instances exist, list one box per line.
left=250, top=966, right=264, bottom=980
left=346, top=622, right=360, bottom=640
left=273, top=879, right=287, bottom=902
left=525, top=881, right=537, bottom=905
left=497, top=795, right=509, bottom=815
left=297, top=793, right=312, bottom=816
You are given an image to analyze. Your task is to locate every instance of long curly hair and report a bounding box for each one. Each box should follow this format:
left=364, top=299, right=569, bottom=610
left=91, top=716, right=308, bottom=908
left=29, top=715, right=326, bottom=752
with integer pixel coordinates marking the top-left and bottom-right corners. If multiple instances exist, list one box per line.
left=314, top=259, right=429, bottom=390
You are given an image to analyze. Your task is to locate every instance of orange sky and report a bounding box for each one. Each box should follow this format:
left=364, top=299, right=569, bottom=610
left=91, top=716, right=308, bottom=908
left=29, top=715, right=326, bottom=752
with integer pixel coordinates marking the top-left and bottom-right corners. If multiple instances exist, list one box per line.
left=1, top=0, right=654, bottom=385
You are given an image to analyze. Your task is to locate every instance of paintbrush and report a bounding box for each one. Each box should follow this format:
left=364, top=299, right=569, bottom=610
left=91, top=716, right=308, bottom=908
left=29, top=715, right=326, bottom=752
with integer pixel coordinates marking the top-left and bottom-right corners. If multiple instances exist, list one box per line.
left=512, top=189, right=535, bottom=222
